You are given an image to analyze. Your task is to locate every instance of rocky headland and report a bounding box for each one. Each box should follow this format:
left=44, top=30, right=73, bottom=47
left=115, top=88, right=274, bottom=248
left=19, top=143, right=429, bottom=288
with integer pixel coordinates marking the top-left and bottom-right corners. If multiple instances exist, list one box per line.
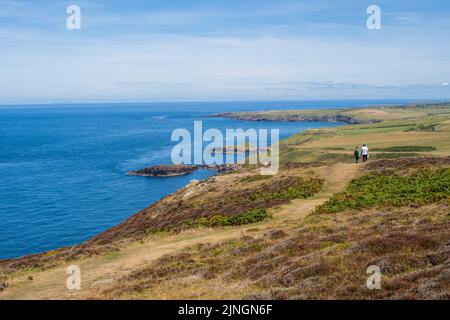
left=128, top=164, right=240, bottom=177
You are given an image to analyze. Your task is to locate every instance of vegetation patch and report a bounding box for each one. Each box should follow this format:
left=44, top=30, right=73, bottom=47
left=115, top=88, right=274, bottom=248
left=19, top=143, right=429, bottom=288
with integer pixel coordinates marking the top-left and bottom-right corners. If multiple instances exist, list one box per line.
left=101, top=203, right=450, bottom=300
left=372, top=152, right=419, bottom=159
left=317, top=153, right=351, bottom=162
left=407, top=123, right=438, bottom=132
left=140, top=175, right=324, bottom=237
left=147, top=209, right=272, bottom=234
left=103, top=251, right=124, bottom=262
left=146, top=226, right=174, bottom=236
left=240, top=175, right=273, bottom=183
left=185, top=209, right=271, bottom=228
left=324, top=147, right=346, bottom=150
left=373, top=146, right=437, bottom=152
left=280, top=147, right=312, bottom=164
left=247, top=177, right=324, bottom=202
left=316, top=168, right=450, bottom=214
left=365, top=156, right=450, bottom=171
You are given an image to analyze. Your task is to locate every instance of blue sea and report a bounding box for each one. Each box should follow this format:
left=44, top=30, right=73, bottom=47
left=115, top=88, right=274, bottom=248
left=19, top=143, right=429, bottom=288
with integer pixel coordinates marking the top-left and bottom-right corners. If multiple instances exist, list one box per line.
left=0, top=100, right=411, bottom=259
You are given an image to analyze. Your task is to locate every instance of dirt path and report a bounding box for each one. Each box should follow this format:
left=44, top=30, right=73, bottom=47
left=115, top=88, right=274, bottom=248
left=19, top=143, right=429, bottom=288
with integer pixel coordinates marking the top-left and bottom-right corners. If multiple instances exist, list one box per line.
left=273, top=163, right=359, bottom=222
left=0, top=163, right=360, bottom=300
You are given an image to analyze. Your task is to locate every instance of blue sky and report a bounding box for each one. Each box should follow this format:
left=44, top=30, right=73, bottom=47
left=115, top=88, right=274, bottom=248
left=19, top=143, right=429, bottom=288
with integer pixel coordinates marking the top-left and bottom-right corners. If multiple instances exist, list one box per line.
left=1, top=0, right=450, bottom=104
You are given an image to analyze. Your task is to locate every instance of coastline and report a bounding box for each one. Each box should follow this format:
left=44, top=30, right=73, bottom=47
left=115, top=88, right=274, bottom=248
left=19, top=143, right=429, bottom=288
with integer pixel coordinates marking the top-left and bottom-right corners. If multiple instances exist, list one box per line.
left=209, top=102, right=450, bottom=124
left=0, top=104, right=311, bottom=261
left=0, top=110, right=335, bottom=264
left=210, top=111, right=365, bottom=124
left=1, top=102, right=449, bottom=264
left=1, top=102, right=449, bottom=299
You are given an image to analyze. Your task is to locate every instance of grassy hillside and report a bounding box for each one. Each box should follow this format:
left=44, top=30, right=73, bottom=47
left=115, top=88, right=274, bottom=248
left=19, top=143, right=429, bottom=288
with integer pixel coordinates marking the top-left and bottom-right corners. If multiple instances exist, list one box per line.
left=1, top=103, right=449, bottom=300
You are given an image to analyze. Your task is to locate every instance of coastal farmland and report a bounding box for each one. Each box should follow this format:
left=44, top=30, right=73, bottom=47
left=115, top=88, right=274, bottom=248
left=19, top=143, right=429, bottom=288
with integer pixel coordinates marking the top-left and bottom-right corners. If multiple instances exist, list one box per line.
left=213, top=102, right=450, bottom=124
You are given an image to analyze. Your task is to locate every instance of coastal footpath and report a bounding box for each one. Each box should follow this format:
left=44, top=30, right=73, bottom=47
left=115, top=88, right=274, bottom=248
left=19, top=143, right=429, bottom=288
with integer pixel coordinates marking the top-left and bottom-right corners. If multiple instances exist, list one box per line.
left=0, top=102, right=449, bottom=299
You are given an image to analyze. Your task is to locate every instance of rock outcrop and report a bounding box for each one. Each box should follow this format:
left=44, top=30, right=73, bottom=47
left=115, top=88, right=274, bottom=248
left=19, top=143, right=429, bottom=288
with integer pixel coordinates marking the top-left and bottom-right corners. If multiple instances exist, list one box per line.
left=128, top=164, right=198, bottom=177
left=128, top=164, right=240, bottom=177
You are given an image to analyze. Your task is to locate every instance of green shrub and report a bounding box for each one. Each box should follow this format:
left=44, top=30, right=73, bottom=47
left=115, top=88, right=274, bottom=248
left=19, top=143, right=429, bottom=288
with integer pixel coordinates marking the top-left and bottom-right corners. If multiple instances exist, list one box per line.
left=209, top=215, right=226, bottom=227
left=223, top=208, right=271, bottom=226
left=184, top=208, right=271, bottom=228
left=316, top=168, right=450, bottom=214
left=146, top=226, right=173, bottom=236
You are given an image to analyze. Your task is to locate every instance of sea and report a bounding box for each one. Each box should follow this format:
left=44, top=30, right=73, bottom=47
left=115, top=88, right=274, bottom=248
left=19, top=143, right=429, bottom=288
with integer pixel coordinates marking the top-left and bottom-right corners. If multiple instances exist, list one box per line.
left=0, top=100, right=412, bottom=259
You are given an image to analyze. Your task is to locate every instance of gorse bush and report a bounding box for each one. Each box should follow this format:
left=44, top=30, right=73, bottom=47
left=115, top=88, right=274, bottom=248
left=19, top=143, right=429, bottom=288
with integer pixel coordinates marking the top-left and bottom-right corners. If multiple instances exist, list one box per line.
left=185, top=208, right=271, bottom=228
left=146, top=226, right=173, bottom=236
left=316, top=168, right=450, bottom=214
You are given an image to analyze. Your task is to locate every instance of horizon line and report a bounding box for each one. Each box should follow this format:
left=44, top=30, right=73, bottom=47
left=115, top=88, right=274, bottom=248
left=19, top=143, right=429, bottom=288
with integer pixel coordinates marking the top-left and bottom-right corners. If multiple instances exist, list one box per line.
left=0, top=98, right=448, bottom=108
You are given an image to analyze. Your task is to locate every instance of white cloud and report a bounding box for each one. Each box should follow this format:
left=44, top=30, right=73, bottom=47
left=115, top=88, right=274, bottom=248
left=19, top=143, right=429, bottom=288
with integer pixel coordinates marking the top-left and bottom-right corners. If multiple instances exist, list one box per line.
left=1, top=33, right=450, bottom=103
left=1, top=1, right=450, bottom=103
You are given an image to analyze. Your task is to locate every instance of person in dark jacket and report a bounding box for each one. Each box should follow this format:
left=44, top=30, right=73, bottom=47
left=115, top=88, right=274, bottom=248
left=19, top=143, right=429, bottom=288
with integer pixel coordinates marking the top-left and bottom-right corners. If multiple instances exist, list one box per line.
left=354, top=147, right=360, bottom=164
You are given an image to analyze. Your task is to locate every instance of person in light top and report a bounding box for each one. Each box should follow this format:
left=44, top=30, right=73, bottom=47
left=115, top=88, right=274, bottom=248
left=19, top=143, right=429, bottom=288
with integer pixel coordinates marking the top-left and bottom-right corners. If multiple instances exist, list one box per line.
left=361, top=144, right=369, bottom=162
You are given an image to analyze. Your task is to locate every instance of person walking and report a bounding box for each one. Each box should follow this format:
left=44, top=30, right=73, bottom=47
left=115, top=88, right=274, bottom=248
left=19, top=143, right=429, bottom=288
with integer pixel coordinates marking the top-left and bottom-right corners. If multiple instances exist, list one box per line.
left=354, top=147, right=360, bottom=164
left=361, top=144, right=369, bottom=162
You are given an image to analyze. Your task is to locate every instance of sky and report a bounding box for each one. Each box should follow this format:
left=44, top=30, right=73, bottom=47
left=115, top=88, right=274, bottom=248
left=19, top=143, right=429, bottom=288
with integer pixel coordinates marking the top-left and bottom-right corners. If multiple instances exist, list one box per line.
left=0, top=0, right=450, bottom=104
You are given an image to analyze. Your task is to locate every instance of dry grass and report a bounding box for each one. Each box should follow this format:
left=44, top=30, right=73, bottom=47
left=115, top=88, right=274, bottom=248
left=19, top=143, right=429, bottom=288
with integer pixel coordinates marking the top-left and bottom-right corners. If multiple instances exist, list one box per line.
left=96, top=202, right=450, bottom=300
left=88, top=157, right=450, bottom=300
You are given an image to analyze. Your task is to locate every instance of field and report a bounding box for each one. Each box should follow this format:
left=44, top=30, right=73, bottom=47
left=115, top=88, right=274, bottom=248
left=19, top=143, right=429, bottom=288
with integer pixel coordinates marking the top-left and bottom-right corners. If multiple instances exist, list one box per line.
left=1, top=103, right=449, bottom=299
